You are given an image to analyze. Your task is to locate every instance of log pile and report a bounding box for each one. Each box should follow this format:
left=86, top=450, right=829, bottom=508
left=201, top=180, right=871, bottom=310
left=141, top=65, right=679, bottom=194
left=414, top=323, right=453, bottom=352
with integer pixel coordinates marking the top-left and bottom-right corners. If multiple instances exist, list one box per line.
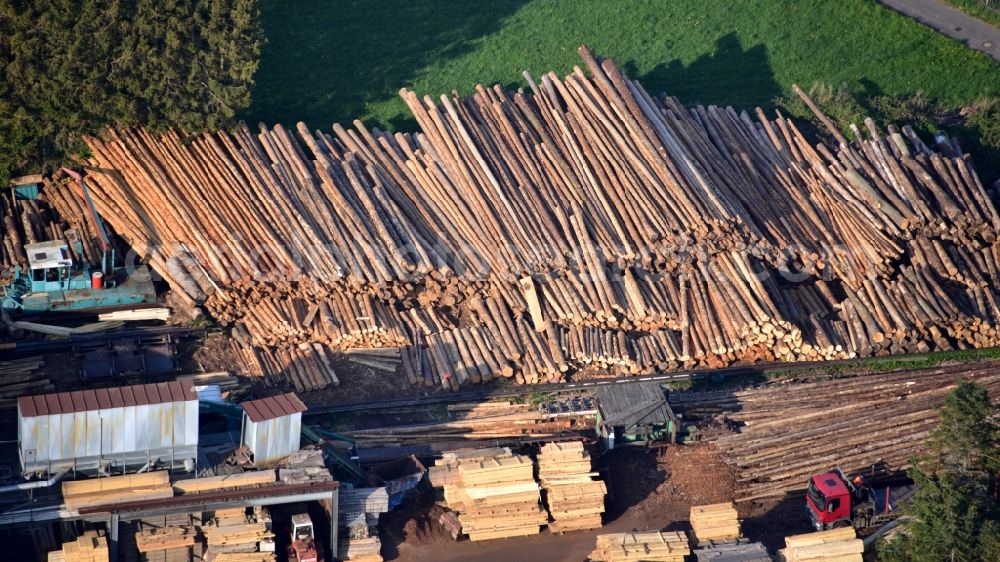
left=536, top=441, right=606, bottom=532
left=2, top=178, right=103, bottom=281
left=695, top=361, right=1000, bottom=501
left=441, top=452, right=547, bottom=541
left=344, top=400, right=594, bottom=447
left=78, top=45, right=1000, bottom=391
left=689, top=503, right=740, bottom=546
left=0, top=356, right=53, bottom=405
left=588, top=531, right=690, bottom=562
left=778, top=528, right=862, bottom=562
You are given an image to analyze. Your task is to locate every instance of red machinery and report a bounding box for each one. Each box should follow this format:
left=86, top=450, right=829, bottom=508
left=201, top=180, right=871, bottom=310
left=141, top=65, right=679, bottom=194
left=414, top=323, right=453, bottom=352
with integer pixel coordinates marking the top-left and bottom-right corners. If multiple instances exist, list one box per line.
left=287, top=512, right=324, bottom=562
left=806, top=468, right=912, bottom=531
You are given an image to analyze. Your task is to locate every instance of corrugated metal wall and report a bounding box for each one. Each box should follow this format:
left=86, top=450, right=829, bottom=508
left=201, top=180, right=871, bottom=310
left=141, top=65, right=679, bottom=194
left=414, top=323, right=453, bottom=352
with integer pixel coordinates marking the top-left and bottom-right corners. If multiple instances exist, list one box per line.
left=242, top=412, right=301, bottom=465
left=18, top=400, right=199, bottom=476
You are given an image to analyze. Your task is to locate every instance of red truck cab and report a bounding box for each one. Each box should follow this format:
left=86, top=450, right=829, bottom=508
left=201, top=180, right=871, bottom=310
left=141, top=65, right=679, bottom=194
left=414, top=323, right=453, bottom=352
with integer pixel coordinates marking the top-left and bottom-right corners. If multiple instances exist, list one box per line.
left=806, top=468, right=909, bottom=531
left=806, top=471, right=854, bottom=529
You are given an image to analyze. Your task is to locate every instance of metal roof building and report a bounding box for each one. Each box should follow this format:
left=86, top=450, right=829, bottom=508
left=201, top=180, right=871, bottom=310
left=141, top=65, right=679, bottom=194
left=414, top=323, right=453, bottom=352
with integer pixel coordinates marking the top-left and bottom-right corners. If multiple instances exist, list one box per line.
left=240, top=393, right=307, bottom=466
left=17, top=382, right=199, bottom=478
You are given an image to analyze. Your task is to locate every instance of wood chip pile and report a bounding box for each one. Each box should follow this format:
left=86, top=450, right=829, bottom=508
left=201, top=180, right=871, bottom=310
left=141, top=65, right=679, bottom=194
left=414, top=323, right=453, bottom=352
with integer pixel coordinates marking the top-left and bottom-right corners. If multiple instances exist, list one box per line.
left=588, top=531, right=690, bottom=562
left=778, top=528, right=862, bottom=562
left=689, top=503, right=740, bottom=546
left=537, top=441, right=606, bottom=532
left=677, top=361, right=1000, bottom=501
left=79, top=45, right=1000, bottom=391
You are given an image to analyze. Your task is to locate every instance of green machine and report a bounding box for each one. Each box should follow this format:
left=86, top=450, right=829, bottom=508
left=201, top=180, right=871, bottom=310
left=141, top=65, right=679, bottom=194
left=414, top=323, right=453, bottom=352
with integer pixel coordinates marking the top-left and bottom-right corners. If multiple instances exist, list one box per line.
left=2, top=169, right=157, bottom=315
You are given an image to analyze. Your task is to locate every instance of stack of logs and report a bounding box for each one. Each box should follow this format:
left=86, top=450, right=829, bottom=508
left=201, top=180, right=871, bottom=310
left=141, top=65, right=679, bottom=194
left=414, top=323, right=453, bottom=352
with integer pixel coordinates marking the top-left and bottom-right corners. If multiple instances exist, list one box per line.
left=673, top=361, right=1000, bottom=502
left=76, top=45, right=1000, bottom=392
left=537, top=441, right=606, bottom=532
left=343, top=400, right=595, bottom=448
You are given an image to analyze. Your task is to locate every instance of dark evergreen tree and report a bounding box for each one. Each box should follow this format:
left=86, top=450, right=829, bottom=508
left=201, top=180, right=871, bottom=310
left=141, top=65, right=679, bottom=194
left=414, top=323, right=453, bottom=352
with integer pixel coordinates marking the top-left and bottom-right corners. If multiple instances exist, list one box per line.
left=878, top=380, right=1000, bottom=562
left=0, top=0, right=263, bottom=182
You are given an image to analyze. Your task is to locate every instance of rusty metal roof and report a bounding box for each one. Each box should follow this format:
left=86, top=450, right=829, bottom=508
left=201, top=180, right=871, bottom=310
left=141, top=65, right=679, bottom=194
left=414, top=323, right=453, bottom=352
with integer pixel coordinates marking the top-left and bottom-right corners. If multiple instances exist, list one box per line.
left=242, top=393, right=307, bottom=423
left=17, top=381, right=196, bottom=418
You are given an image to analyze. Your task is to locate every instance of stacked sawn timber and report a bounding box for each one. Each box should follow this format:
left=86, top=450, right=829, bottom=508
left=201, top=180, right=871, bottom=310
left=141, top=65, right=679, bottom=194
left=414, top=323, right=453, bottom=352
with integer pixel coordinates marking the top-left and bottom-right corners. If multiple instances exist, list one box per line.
left=692, top=540, right=770, bottom=562
left=444, top=452, right=547, bottom=540
left=778, top=528, right=862, bottom=562
left=536, top=441, right=606, bottom=532
left=338, top=486, right=389, bottom=562
left=689, top=503, right=740, bottom=546
left=52, top=530, right=109, bottom=562
left=589, top=531, right=690, bottom=562
left=62, top=472, right=174, bottom=512
left=202, top=507, right=274, bottom=559
left=79, top=45, right=1000, bottom=392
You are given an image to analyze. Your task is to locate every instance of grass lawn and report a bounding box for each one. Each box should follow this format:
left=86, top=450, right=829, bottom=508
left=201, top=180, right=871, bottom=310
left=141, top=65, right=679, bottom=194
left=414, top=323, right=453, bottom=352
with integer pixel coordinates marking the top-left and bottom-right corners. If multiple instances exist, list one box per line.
left=246, top=0, right=1000, bottom=179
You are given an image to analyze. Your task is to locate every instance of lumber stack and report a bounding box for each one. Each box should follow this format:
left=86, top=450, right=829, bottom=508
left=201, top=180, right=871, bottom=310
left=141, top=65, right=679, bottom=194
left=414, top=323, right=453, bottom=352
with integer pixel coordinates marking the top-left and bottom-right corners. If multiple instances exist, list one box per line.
left=337, top=537, right=383, bottom=562
left=689, top=503, right=740, bottom=546
left=536, top=441, right=606, bottom=532
left=693, top=540, right=770, bottom=562
left=589, top=531, right=690, bottom=562
left=57, top=530, right=109, bottom=562
left=698, top=361, right=1000, bottom=501
left=172, top=470, right=277, bottom=495
left=135, top=526, right=197, bottom=553
left=79, top=45, right=1000, bottom=392
left=62, top=472, right=174, bottom=511
left=442, top=452, right=547, bottom=540
left=778, top=528, right=862, bottom=562
left=212, top=554, right=277, bottom=562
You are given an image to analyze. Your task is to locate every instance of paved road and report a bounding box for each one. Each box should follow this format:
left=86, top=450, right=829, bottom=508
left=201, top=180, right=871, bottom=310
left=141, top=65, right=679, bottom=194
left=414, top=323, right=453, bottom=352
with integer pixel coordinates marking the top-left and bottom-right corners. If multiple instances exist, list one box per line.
left=881, top=0, right=1000, bottom=62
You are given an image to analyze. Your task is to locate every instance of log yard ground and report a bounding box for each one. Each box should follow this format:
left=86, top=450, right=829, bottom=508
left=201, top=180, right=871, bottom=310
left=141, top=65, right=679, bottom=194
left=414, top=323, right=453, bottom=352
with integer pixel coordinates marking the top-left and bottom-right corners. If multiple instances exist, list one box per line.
left=1, top=1, right=1000, bottom=561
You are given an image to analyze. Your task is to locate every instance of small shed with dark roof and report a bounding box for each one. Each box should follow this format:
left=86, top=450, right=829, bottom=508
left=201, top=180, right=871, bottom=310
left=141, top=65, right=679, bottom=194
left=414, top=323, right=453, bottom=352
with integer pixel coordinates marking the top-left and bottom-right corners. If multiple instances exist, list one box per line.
left=17, top=381, right=199, bottom=477
left=240, top=393, right=307, bottom=466
left=595, top=382, right=677, bottom=450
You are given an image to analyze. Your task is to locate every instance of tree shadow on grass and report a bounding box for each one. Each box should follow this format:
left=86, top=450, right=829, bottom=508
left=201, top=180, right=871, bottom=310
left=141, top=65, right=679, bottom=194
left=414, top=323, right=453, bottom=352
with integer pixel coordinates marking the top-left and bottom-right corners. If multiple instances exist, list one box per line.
left=246, top=0, right=528, bottom=131
left=634, top=33, right=782, bottom=111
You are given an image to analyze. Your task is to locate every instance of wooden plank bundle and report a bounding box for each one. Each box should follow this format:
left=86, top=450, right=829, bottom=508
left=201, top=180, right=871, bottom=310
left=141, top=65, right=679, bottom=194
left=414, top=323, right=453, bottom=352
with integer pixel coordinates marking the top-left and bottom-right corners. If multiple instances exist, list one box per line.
left=778, top=528, right=862, bottom=562
left=171, top=470, right=276, bottom=495
left=79, top=45, right=1000, bottom=392
left=0, top=356, right=54, bottom=405
left=439, top=452, right=547, bottom=541
left=337, top=536, right=383, bottom=562
left=689, top=503, right=740, bottom=546
left=212, top=553, right=277, bottom=562
left=135, top=526, right=197, bottom=553
left=202, top=523, right=273, bottom=547
left=683, top=361, right=1000, bottom=501
left=537, top=441, right=606, bottom=532
left=62, top=472, right=174, bottom=511
left=58, top=530, right=109, bottom=562
left=693, top=539, right=770, bottom=562
left=589, top=531, right=690, bottom=562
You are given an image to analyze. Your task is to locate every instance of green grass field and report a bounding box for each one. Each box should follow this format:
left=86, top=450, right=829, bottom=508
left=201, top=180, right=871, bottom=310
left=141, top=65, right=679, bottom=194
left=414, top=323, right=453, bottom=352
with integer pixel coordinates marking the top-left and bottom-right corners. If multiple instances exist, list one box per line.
left=247, top=0, right=1000, bottom=128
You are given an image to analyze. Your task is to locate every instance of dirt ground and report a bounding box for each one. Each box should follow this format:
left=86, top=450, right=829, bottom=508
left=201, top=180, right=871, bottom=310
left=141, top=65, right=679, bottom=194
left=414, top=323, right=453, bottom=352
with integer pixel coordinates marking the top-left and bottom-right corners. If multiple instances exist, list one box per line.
left=378, top=443, right=811, bottom=562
